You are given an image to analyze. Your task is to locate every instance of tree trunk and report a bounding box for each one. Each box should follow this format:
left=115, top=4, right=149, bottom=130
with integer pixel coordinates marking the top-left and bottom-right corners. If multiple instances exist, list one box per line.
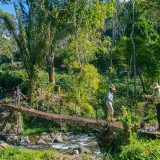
left=138, top=69, right=146, bottom=93
left=29, top=68, right=39, bottom=108
left=74, top=0, right=81, bottom=66
left=49, top=65, right=55, bottom=84
left=47, top=51, right=55, bottom=84
left=130, top=0, right=136, bottom=100
left=109, top=17, right=115, bottom=83
left=29, top=78, right=36, bottom=108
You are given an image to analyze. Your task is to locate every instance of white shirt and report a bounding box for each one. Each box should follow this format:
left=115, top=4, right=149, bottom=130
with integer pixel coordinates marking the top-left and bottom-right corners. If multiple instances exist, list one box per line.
left=105, top=90, right=114, bottom=103
left=146, top=88, right=160, bottom=104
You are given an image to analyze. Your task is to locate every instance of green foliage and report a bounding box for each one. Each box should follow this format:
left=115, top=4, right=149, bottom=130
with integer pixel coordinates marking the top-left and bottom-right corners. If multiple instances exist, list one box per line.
left=119, top=106, right=145, bottom=144
left=81, top=103, right=95, bottom=117
left=78, top=64, right=100, bottom=92
left=22, top=128, right=49, bottom=135
left=0, top=13, right=17, bottom=60
left=113, top=34, right=160, bottom=93
left=120, top=107, right=132, bottom=126
left=0, top=1, right=52, bottom=102
left=0, top=37, right=17, bottom=59
left=22, top=115, right=60, bottom=135
left=36, top=70, right=49, bottom=89
left=63, top=0, right=115, bottom=70
left=67, top=125, right=86, bottom=133
left=0, top=146, right=94, bottom=159
left=59, top=64, right=100, bottom=117
left=0, top=147, right=69, bottom=160
left=66, top=29, right=101, bottom=69
left=0, top=64, right=28, bottom=91
left=135, top=16, right=159, bottom=41
left=117, top=139, right=160, bottom=160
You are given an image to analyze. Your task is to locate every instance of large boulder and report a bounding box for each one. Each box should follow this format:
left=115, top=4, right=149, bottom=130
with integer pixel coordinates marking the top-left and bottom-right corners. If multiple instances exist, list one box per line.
left=77, top=146, right=92, bottom=154
left=97, top=122, right=122, bottom=152
left=53, top=135, right=63, bottom=143
left=0, top=110, right=22, bottom=134
left=0, top=140, right=11, bottom=149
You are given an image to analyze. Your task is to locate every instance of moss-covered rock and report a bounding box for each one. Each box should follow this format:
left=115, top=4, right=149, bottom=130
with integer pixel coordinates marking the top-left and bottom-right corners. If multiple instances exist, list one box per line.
left=0, top=110, right=22, bottom=134
left=97, top=123, right=122, bottom=152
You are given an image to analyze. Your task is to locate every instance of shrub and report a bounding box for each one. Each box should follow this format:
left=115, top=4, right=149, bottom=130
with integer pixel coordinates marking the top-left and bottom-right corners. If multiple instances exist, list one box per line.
left=0, top=69, right=27, bottom=92
left=116, top=139, right=160, bottom=160
left=0, top=147, right=70, bottom=160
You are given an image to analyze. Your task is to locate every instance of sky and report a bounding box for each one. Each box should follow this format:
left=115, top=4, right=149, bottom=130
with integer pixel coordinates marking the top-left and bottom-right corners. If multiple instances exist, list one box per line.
left=0, top=2, right=15, bottom=16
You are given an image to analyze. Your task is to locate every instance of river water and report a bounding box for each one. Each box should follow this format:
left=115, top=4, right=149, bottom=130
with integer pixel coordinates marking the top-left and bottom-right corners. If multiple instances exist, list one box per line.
left=51, top=132, right=100, bottom=154
left=0, top=101, right=101, bottom=157
left=24, top=132, right=101, bottom=156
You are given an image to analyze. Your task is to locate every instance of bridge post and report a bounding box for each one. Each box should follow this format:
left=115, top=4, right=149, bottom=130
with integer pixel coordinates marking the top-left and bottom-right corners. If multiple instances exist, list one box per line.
left=85, top=123, right=88, bottom=133
left=55, top=85, right=60, bottom=94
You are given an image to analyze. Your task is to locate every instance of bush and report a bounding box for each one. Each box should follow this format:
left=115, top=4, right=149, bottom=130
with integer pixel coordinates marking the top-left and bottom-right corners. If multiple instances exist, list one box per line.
left=0, top=69, right=27, bottom=92
left=36, top=70, right=49, bottom=89
left=116, top=139, right=160, bottom=160
left=0, top=147, right=70, bottom=160
left=0, top=64, right=50, bottom=95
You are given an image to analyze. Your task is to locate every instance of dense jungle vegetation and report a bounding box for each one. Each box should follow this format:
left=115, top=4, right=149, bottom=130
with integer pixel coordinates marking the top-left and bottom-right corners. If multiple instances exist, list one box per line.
left=0, top=0, right=160, bottom=159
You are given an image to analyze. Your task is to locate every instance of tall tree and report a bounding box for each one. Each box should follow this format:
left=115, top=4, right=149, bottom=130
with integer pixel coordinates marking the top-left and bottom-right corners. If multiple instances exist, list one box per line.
left=45, top=1, right=74, bottom=84
left=130, top=0, right=136, bottom=99
left=0, top=0, right=51, bottom=106
left=0, top=17, right=17, bottom=65
left=111, top=0, right=160, bottom=103
left=66, top=0, right=114, bottom=70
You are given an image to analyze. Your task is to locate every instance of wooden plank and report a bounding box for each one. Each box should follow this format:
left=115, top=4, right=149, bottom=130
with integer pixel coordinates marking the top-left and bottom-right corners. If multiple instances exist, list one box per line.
left=2, top=104, right=122, bottom=130
left=139, top=130, right=160, bottom=136
left=1, top=104, right=103, bottom=130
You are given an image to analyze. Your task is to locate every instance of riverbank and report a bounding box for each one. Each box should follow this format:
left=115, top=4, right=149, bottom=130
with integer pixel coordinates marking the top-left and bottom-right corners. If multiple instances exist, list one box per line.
left=0, top=132, right=101, bottom=160
left=0, top=100, right=102, bottom=159
left=0, top=147, right=101, bottom=160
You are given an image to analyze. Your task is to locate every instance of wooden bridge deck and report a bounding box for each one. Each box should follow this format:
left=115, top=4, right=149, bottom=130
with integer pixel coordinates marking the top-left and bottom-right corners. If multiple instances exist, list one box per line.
left=2, top=104, right=121, bottom=130
left=139, top=130, right=160, bottom=136
left=2, top=104, right=160, bottom=136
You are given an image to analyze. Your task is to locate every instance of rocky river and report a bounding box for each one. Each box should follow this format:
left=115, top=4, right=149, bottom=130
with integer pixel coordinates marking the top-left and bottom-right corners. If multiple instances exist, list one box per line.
left=0, top=131, right=102, bottom=159
left=0, top=99, right=121, bottom=159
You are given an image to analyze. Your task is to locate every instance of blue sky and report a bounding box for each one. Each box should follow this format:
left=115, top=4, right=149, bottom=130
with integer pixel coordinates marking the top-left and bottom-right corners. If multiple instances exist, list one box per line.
left=0, top=3, right=15, bottom=15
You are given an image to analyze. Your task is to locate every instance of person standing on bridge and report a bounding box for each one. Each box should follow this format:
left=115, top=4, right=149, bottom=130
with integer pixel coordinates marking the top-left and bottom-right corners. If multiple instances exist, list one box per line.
left=14, top=86, right=25, bottom=107
left=142, top=82, right=160, bottom=131
left=104, top=85, right=116, bottom=123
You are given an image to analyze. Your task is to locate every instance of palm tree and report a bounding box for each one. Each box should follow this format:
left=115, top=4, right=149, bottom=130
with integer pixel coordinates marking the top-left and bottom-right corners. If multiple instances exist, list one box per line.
left=0, top=0, right=51, bottom=106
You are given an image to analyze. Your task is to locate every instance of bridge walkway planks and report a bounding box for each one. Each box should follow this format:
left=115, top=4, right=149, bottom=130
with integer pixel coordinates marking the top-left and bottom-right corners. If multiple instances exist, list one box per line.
left=139, top=130, right=160, bottom=136
left=3, top=104, right=160, bottom=136
left=2, top=104, right=111, bottom=130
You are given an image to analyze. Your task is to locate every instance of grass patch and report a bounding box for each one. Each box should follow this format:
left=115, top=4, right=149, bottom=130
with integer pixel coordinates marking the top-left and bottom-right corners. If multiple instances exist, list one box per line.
left=0, top=147, right=94, bottom=160
left=115, top=139, right=160, bottom=160
left=0, top=147, right=71, bottom=160
left=21, top=128, right=47, bottom=135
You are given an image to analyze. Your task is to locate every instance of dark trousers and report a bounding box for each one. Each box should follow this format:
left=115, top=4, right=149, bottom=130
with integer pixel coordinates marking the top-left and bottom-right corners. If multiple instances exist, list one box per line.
left=156, top=103, right=160, bottom=127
